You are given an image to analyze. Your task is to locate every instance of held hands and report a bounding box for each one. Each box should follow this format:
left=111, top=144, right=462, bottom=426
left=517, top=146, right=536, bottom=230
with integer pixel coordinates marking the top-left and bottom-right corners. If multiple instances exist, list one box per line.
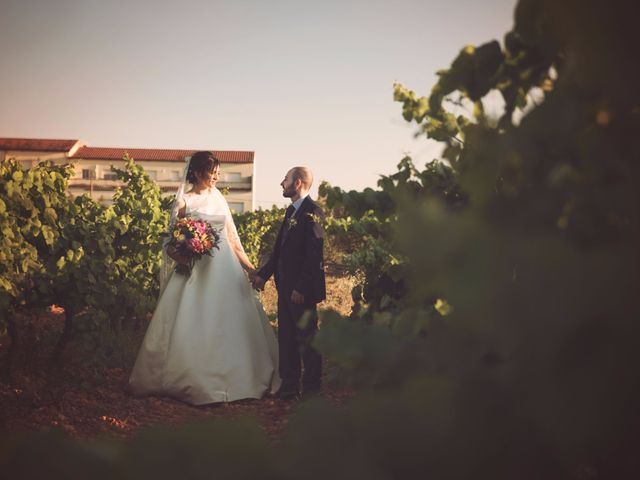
left=246, top=267, right=256, bottom=280
left=250, top=275, right=304, bottom=303
left=252, top=275, right=266, bottom=291
left=244, top=267, right=259, bottom=286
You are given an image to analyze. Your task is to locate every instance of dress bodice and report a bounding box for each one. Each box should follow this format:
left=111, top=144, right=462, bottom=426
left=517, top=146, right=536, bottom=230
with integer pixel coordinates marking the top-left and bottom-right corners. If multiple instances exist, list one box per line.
left=183, top=189, right=228, bottom=232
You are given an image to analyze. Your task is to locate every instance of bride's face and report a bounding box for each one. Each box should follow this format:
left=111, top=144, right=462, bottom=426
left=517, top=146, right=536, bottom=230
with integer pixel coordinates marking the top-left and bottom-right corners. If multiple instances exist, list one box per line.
left=196, top=165, right=221, bottom=189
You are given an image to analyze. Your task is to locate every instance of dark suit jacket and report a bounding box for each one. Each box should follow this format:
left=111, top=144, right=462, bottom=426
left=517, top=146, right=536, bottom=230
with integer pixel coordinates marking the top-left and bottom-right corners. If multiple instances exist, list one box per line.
left=258, top=197, right=326, bottom=304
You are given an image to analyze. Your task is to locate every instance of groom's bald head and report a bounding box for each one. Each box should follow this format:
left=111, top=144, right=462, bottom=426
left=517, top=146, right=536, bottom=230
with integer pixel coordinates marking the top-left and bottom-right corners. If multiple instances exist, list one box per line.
left=289, top=166, right=313, bottom=190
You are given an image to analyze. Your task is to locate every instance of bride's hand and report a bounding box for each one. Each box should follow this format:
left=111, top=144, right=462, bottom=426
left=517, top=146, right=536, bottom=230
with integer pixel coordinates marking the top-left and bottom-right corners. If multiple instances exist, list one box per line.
left=167, top=245, right=189, bottom=265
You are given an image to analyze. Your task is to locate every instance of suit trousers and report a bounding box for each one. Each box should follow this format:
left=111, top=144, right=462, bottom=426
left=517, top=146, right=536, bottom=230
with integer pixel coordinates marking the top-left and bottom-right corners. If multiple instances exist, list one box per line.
left=276, top=290, right=322, bottom=392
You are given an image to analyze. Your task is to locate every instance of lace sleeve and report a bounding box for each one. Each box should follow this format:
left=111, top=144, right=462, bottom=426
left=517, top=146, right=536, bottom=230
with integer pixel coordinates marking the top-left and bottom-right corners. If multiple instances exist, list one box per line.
left=216, top=189, right=247, bottom=255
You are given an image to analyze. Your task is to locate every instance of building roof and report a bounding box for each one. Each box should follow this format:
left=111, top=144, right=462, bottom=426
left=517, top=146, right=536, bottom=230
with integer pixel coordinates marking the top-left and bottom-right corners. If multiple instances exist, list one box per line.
left=0, top=137, right=80, bottom=152
left=70, top=146, right=254, bottom=163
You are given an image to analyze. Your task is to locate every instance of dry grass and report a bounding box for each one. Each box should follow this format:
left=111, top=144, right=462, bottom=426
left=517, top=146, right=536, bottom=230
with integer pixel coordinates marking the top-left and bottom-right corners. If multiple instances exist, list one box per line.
left=258, top=274, right=355, bottom=319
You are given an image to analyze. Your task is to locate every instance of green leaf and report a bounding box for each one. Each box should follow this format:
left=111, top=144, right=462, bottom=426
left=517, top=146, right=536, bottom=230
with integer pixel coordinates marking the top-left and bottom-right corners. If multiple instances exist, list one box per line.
left=2, top=227, right=15, bottom=240
left=44, top=207, right=58, bottom=222
left=434, top=298, right=453, bottom=316
left=41, top=225, right=55, bottom=245
left=0, top=277, right=15, bottom=294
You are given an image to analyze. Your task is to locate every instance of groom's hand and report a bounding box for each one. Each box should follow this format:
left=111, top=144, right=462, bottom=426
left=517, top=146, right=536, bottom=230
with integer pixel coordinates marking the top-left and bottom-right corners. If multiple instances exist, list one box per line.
left=252, top=275, right=266, bottom=291
left=291, top=290, right=304, bottom=304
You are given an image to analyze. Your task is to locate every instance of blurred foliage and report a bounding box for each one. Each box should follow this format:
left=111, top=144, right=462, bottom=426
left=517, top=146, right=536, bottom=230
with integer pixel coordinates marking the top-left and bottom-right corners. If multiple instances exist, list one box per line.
left=0, top=419, right=278, bottom=480
left=318, top=0, right=640, bottom=477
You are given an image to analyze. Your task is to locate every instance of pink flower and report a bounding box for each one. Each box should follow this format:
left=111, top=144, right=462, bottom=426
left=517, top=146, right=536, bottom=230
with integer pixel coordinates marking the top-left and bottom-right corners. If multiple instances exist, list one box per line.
left=188, top=237, right=203, bottom=252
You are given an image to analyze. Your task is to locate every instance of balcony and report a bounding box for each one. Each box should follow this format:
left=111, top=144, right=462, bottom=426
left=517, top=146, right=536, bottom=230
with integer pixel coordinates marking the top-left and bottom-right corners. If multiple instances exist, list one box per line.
left=68, top=176, right=252, bottom=193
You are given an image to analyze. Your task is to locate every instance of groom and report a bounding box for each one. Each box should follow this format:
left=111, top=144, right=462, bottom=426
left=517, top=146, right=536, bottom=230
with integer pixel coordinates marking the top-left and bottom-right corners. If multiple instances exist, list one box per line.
left=253, top=167, right=326, bottom=399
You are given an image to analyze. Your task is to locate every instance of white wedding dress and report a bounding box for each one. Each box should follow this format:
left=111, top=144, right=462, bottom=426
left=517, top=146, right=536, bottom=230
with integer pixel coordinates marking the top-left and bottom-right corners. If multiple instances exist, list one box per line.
left=129, top=188, right=280, bottom=405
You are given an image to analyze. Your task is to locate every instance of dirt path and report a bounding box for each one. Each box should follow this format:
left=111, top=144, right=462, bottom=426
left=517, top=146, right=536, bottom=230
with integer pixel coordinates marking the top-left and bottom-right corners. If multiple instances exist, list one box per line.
left=0, top=364, right=352, bottom=442
left=0, top=275, right=355, bottom=441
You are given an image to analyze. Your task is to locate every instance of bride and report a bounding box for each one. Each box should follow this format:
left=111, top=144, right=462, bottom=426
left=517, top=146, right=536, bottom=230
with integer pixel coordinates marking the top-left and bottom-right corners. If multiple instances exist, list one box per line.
left=129, top=151, right=280, bottom=405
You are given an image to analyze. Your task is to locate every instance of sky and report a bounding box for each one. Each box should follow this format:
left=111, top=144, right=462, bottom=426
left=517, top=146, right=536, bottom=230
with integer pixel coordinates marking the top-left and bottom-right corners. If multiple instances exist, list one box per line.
left=0, top=0, right=517, bottom=208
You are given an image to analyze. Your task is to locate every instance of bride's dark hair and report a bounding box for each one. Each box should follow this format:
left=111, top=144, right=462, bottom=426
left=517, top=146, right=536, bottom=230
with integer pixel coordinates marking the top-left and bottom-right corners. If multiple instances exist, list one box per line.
left=187, top=151, right=221, bottom=184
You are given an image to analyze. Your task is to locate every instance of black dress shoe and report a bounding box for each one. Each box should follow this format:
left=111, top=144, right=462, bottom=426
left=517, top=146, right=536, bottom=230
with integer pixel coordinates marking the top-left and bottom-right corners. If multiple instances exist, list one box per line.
left=274, top=387, right=300, bottom=400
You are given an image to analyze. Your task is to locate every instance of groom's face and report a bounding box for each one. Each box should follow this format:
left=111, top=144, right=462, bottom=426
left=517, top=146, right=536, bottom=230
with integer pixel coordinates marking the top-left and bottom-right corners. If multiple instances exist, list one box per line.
left=281, top=170, right=298, bottom=198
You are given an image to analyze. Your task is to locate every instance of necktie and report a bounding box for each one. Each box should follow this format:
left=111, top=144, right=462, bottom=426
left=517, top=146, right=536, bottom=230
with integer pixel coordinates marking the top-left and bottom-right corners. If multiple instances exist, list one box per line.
left=284, top=204, right=295, bottom=220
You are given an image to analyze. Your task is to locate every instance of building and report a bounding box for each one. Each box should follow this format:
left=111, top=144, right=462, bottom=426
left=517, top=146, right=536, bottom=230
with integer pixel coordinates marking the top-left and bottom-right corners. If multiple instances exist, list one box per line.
left=0, top=137, right=255, bottom=212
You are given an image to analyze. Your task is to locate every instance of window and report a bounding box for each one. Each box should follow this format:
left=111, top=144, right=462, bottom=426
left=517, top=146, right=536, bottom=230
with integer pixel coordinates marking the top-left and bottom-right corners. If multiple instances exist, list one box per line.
left=103, top=173, right=118, bottom=181
left=169, top=170, right=181, bottom=181
left=146, top=170, right=157, bottom=180
left=224, top=172, right=242, bottom=182
left=82, top=169, right=93, bottom=179
left=228, top=202, right=244, bottom=213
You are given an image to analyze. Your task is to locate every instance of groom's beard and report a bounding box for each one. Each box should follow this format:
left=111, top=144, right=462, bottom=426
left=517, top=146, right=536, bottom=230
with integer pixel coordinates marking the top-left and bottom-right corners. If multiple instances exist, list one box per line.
left=282, top=186, right=296, bottom=198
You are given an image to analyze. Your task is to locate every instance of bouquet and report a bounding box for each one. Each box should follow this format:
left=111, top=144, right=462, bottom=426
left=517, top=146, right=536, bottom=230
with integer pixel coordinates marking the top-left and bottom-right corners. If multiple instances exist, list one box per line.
left=166, top=217, right=220, bottom=277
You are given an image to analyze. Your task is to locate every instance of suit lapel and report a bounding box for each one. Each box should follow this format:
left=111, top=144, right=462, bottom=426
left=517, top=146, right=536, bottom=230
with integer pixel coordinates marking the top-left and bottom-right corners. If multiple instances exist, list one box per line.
left=281, top=197, right=310, bottom=246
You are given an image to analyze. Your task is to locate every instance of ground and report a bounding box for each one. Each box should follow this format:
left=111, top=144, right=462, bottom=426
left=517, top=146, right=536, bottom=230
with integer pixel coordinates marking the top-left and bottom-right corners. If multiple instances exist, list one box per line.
left=0, top=275, right=355, bottom=442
